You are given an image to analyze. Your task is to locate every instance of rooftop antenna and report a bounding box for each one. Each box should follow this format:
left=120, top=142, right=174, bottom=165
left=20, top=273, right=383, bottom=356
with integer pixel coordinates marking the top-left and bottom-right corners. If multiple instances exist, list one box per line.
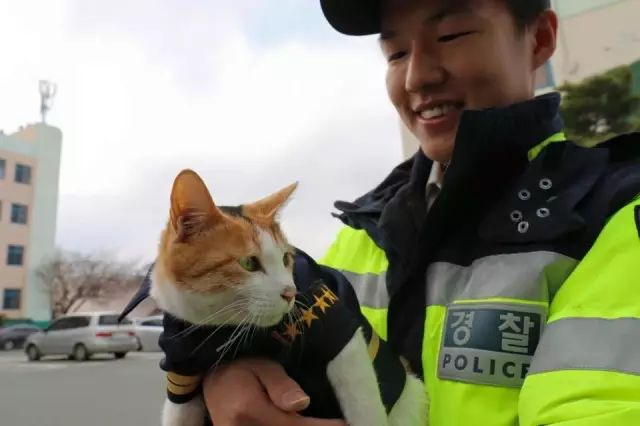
left=39, top=80, right=57, bottom=124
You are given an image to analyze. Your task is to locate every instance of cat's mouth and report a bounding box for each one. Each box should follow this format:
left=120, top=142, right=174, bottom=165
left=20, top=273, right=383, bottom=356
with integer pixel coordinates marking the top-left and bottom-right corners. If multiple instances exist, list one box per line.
left=254, top=308, right=292, bottom=327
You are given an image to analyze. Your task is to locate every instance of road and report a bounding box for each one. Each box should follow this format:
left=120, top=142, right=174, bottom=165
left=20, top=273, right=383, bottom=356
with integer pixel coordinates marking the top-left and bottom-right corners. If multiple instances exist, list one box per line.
left=0, top=350, right=167, bottom=426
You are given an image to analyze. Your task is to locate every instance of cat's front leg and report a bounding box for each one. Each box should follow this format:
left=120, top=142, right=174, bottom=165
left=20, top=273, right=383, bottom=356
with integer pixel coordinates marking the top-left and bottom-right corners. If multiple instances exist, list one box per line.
left=161, top=395, right=206, bottom=426
left=388, top=374, right=429, bottom=426
left=327, top=328, right=388, bottom=426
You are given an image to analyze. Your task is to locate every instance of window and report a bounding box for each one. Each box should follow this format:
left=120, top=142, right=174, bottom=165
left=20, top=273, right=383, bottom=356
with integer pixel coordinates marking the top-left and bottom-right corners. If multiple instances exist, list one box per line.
left=47, top=318, right=72, bottom=331
left=0, top=158, right=5, bottom=179
left=7, top=245, right=25, bottom=266
left=14, top=164, right=31, bottom=184
left=47, top=316, right=90, bottom=331
left=2, top=289, right=21, bottom=310
left=11, top=204, right=28, bottom=224
left=141, top=319, right=163, bottom=327
left=68, top=317, right=90, bottom=329
left=99, top=315, right=130, bottom=325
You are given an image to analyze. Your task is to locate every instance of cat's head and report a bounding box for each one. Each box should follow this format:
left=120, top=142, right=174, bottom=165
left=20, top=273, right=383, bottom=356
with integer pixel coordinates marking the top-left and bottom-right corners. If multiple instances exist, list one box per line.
left=150, top=169, right=298, bottom=328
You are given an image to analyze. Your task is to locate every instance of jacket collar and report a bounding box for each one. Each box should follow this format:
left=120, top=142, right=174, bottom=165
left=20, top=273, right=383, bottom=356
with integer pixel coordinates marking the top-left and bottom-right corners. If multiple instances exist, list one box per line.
left=333, top=92, right=565, bottom=249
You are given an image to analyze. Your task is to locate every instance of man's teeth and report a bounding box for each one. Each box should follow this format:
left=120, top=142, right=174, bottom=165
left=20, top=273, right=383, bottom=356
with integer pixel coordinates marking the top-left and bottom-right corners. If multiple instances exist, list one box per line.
left=420, top=103, right=458, bottom=119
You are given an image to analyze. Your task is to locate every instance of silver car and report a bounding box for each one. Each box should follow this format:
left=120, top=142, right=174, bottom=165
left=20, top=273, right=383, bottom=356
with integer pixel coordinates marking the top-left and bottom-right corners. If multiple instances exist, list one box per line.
left=133, top=315, right=163, bottom=352
left=24, top=312, right=138, bottom=361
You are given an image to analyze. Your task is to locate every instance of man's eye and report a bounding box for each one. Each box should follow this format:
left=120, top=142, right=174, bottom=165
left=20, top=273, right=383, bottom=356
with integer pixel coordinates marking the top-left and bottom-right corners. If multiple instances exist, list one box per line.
left=387, top=51, right=407, bottom=63
left=438, top=31, right=476, bottom=43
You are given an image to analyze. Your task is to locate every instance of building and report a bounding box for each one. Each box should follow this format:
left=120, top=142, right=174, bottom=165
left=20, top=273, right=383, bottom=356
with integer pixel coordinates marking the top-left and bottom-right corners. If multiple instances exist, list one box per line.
left=400, top=0, right=640, bottom=158
left=0, top=124, right=63, bottom=322
left=548, top=0, right=640, bottom=87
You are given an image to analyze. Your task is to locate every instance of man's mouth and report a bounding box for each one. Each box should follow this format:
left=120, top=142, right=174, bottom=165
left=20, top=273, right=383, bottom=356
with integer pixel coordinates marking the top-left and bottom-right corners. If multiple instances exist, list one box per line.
left=418, top=102, right=464, bottom=120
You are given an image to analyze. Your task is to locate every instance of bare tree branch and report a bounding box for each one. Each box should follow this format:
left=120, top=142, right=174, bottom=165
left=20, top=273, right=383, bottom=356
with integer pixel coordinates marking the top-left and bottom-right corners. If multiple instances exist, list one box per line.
left=37, top=251, right=146, bottom=318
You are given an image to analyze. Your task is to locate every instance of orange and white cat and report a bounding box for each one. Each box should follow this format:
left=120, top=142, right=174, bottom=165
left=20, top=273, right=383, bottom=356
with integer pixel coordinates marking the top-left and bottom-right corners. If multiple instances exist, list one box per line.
left=149, top=169, right=428, bottom=426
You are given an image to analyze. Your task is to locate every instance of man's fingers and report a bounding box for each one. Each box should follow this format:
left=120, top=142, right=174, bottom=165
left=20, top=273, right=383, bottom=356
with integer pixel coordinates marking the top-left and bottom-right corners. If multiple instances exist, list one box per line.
left=293, top=417, right=348, bottom=426
left=245, top=358, right=311, bottom=412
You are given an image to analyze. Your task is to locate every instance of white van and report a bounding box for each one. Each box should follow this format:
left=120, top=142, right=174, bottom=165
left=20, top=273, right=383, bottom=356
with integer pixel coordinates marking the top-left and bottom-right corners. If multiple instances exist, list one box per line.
left=25, top=312, right=138, bottom=361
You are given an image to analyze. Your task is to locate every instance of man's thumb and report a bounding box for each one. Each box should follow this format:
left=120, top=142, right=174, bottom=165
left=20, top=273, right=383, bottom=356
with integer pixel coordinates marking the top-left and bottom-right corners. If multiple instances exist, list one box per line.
left=248, top=359, right=311, bottom=412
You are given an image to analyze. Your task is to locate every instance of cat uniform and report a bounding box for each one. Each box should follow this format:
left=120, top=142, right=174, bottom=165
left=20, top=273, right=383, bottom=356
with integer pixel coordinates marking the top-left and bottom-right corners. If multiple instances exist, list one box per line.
left=119, top=249, right=408, bottom=421
left=313, top=89, right=640, bottom=425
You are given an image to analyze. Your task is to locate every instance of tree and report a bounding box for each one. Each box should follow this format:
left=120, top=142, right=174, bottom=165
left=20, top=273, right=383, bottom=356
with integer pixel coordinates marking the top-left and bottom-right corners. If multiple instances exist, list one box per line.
left=37, top=251, right=145, bottom=318
left=559, top=65, right=640, bottom=145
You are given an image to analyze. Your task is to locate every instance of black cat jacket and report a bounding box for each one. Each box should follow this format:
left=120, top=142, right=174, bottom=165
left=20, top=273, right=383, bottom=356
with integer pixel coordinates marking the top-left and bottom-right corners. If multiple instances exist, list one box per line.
left=119, top=249, right=407, bottom=419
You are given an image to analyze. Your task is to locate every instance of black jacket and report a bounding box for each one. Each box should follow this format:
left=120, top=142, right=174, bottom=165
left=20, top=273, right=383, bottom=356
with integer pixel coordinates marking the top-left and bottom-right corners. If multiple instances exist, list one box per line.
left=332, top=92, right=640, bottom=376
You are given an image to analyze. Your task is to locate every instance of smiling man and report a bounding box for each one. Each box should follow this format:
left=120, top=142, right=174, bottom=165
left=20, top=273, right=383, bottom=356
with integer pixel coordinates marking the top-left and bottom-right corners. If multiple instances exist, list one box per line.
left=378, top=0, right=552, bottom=164
left=203, top=1, right=640, bottom=425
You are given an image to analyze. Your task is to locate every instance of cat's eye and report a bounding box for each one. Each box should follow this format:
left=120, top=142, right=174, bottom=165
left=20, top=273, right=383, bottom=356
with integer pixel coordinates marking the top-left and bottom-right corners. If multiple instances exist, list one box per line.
left=283, top=252, right=293, bottom=268
left=238, top=256, right=262, bottom=272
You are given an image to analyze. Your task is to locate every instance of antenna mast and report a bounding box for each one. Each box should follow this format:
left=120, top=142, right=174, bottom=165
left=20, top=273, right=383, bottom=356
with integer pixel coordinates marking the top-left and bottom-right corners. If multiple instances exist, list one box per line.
left=39, top=80, right=57, bottom=124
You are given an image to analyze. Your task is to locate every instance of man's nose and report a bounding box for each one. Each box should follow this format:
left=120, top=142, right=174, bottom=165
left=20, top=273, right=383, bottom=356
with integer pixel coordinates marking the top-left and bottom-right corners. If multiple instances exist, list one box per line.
left=405, top=42, right=446, bottom=93
left=280, top=286, right=296, bottom=303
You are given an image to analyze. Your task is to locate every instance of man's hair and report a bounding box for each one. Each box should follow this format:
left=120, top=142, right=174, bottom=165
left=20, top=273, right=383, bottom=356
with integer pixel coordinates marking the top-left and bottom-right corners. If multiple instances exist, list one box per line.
left=505, top=0, right=551, bottom=29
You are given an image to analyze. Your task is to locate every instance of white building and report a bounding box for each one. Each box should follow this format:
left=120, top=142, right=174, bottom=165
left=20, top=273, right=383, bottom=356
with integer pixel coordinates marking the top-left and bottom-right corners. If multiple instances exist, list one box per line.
left=549, top=0, right=640, bottom=86
left=0, top=124, right=63, bottom=322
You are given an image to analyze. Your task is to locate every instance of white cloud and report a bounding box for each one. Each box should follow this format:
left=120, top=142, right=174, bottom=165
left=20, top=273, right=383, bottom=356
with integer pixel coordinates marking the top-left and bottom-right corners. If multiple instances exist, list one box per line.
left=0, top=1, right=405, bottom=261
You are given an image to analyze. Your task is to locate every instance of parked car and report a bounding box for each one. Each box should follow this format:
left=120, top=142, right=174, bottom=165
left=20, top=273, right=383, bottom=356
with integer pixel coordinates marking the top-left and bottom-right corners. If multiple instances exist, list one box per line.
left=24, top=312, right=138, bottom=361
left=133, top=315, right=163, bottom=352
left=0, top=324, right=41, bottom=350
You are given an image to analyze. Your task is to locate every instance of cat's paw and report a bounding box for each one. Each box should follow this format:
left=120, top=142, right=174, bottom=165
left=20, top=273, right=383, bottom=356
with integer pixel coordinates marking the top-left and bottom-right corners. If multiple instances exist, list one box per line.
left=161, top=396, right=206, bottom=426
left=327, top=329, right=389, bottom=426
left=388, top=375, right=429, bottom=426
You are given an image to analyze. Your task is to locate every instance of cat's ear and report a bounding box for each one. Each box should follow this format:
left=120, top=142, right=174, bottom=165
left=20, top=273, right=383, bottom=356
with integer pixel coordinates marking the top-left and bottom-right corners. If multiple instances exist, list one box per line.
left=170, top=169, right=223, bottom=242
left=244, top=182, right=298, bottom=222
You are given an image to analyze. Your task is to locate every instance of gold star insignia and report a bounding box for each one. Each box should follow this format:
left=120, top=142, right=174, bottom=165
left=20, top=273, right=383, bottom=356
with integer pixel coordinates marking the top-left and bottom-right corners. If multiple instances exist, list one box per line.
left=321, top=286, right=338, bottom=303
left=313, top=294, right=331, bottom=313
left=283, top=321, right=301, bottom=342
left=301, top=307, right=319, bottom=327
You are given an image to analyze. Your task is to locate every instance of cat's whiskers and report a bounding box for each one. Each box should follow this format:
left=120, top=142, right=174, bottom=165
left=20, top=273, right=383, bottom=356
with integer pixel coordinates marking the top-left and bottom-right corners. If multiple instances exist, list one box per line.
left=167, top=299, right=251, bottom=340
left=294, top=299, right=310, bottom=310
left=293, top=300, right=311, bottom=322
left=234, top=311, right=258, bottom=360
left=212, top=313, right=254, bottom=368
left=187, top=309, right=247, bottom=357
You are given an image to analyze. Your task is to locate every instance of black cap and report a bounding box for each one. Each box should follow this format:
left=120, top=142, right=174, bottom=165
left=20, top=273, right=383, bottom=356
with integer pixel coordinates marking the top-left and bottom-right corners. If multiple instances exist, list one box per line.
left=320, top=0, right=381, bottom=36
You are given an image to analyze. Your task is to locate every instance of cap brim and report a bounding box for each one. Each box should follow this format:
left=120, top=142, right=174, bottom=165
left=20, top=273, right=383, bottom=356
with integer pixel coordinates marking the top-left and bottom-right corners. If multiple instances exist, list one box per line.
left=320, top=0, right=381, bottom=36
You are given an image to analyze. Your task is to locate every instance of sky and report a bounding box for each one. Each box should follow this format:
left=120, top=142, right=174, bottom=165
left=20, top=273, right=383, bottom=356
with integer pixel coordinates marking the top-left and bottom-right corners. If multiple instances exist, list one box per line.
left=0, top=0, right=405, bottom=264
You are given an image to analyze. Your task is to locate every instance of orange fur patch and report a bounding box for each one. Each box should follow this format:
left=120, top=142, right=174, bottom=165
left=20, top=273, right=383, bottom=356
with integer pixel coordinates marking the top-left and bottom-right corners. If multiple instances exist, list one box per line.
left=156, top=212, right=290, bottom=294
left=155, top=170, right=296, bottom=295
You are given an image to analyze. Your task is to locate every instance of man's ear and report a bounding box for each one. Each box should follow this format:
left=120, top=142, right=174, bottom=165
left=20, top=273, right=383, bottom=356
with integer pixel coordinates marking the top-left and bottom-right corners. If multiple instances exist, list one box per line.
left=530, top=9, right=558, bottom=70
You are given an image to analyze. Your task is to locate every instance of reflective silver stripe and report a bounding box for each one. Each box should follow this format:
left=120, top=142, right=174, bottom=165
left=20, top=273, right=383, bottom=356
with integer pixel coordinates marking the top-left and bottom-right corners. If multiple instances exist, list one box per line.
left=341, top=270, right=389, bottom=309
left=426, top=252, right=577, bottom=306
left=529, top=317, right=640, bottom=375
left=340, top=252, right=577, bottom=310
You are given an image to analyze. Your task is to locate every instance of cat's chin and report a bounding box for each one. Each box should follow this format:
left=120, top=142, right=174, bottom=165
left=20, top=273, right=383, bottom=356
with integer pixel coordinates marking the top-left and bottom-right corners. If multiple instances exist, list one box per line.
left=254, top=312, right=288, bottom=328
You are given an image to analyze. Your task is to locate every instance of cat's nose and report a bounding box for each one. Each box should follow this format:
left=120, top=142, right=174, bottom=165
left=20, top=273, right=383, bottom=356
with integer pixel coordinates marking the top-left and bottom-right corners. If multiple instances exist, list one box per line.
left=280, top=286, right=296, bottom=303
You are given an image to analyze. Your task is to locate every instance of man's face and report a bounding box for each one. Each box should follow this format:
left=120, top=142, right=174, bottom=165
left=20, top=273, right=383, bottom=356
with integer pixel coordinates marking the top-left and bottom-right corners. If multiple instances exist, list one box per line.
left=381, top=0, right=552, bottom=163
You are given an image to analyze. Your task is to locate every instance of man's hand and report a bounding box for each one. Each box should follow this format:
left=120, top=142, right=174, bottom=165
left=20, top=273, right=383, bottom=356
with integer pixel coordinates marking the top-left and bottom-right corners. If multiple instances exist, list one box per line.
left=203, top=358, right=347, bottom=426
